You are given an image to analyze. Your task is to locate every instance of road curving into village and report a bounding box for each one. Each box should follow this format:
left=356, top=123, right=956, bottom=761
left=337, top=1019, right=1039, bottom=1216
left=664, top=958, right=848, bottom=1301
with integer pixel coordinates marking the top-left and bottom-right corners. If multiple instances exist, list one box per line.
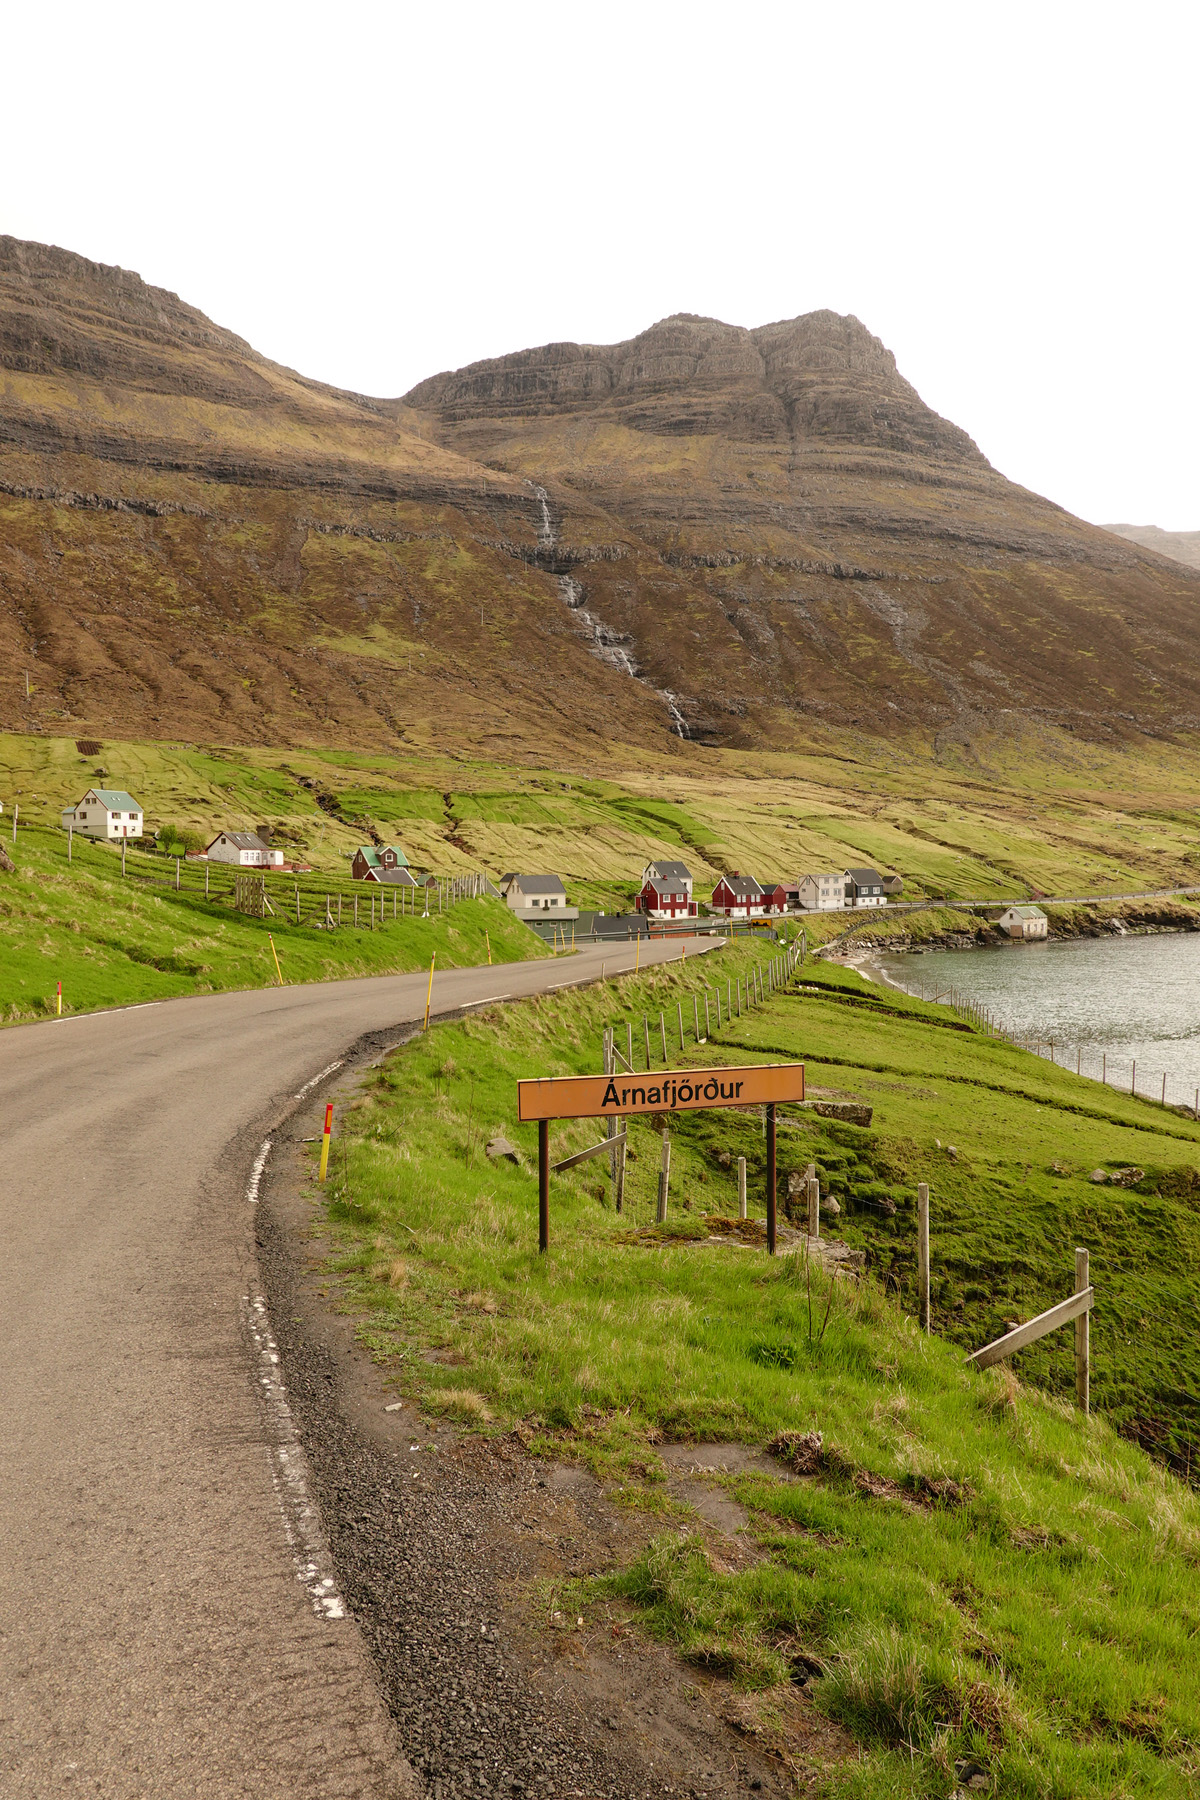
left=0, top=936, right=715, bottom=1799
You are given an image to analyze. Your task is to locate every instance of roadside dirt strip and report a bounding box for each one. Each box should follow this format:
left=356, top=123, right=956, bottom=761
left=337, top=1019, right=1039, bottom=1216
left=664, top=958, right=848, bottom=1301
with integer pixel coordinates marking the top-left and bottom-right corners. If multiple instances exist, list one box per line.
left=0, top=937, right=722, bottom=1799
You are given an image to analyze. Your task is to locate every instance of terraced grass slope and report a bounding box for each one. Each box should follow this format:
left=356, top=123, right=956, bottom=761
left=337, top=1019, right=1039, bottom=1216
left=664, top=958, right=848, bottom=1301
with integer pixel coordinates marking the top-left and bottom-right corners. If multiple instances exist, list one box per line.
left=310, top=946, right=1200, bottom=1798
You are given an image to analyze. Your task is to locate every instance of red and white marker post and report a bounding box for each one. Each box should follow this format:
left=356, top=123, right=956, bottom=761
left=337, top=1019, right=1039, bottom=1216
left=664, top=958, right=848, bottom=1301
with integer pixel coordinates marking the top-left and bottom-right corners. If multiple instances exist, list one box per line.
left=318, top=1102, right=334, bottom=1182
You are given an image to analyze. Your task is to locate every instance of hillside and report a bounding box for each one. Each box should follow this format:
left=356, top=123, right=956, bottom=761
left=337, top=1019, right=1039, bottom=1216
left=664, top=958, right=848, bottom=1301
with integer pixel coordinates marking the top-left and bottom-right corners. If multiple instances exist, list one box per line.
left=307, top=951, right=1200, bottom=1796
left=1105, top=522, right=1200, bottom=572
left=3, top=235, right=1200, bottom=762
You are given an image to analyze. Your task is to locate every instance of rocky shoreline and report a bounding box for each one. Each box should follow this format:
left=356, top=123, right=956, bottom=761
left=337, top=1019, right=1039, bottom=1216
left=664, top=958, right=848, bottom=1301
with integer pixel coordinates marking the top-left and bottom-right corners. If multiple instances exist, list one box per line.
left=821, top=897, right=1200, bottom=963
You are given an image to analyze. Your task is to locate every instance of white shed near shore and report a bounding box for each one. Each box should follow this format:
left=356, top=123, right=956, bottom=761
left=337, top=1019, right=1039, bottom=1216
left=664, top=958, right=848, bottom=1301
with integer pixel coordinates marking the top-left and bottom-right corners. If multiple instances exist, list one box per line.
left=999, top=904, right=1048, bottom=940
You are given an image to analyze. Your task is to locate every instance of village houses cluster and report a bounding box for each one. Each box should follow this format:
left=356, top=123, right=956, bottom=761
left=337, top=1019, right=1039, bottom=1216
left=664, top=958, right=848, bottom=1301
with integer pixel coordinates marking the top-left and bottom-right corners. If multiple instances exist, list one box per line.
left=52, top=782, right=1047, bottom=942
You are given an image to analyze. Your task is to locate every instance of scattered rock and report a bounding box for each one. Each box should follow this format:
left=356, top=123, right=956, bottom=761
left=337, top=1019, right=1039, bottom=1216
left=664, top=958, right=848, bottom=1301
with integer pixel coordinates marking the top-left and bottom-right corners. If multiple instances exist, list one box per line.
left=485, top=1136, right=521, bottom=1164
left=1089, top=1168, right=1108, bottom=1183
left=946, top=1145, right=959, bottom=1160
left=811, top=1100, right=873, bottom=1127
left=0, top=841, right=13, bottom=874
left=821, top=1196, right=841, bottom=1216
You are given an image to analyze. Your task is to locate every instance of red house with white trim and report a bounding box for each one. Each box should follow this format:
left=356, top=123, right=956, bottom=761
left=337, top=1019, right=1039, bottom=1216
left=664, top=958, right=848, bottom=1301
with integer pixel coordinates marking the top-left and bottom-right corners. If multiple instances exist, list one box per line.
left=760, top=882, right=788, bottom=914
left=635, top=876, right=698, bottom=919
left=710, top=873, right=765, bottom=918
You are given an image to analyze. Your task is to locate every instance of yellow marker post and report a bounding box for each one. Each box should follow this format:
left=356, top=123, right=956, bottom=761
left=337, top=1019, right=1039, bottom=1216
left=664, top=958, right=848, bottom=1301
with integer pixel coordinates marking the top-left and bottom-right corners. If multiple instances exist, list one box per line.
left=56, top=980, right=62, bottom=1016
left=423, top=950, right=437, bottom=1031
left=485, top=931, right=492, bottom=966
left=318, top=1102, right=334, bottom=1182
left=268, top=934, right=284, bottom=985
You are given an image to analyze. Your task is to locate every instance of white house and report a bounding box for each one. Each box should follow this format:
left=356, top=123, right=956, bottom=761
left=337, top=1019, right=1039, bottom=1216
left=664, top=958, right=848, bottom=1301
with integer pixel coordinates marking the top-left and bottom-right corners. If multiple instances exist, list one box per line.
left=61, top=788, right=143, bottom=841
left=503, top=874, right=578, bottom=920
left=789, top=872, right=846, bottom=912
left=204, top=830, right=285, bottom=868
left=999, top=904, right=1048, bottom=940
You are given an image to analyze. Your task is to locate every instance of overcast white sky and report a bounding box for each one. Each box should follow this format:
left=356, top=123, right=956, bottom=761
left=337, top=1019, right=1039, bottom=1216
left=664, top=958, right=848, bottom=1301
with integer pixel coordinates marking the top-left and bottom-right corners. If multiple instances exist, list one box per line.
left=4, top=1, right=1196, bottom=526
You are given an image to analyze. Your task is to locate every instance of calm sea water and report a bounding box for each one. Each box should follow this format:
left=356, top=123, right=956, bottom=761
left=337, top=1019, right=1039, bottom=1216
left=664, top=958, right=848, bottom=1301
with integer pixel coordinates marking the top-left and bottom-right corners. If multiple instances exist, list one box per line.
left=875, top=932, right=1200, bottom=1108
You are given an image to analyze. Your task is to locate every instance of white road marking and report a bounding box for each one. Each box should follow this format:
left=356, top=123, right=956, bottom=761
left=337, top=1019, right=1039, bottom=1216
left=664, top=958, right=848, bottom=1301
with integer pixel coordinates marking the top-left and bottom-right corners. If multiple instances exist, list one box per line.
left=244, top=1293, right=346, bottom=1621
left=293, top=1059, right=343, bottom=1100
left=463, top=995, right=512, bottom=1006
left=245, top=1138, right=272, bottom=1205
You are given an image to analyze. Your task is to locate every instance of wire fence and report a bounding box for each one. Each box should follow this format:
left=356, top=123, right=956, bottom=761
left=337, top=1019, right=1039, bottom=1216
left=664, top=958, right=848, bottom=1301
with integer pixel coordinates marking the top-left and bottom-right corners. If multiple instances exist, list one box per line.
left=900, top=976, right=1200, bottom=1118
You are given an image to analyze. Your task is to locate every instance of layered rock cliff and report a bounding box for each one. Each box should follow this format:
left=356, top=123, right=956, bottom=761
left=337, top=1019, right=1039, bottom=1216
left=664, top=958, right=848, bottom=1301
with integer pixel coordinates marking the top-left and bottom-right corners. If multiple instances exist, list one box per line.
left=2, top=237, right=1198, bottom=757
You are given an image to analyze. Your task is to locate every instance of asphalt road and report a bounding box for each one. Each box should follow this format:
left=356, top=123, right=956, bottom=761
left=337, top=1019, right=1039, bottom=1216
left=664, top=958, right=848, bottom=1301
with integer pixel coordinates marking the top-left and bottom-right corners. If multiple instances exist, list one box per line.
left=0, top=938, right=710, bottom=1798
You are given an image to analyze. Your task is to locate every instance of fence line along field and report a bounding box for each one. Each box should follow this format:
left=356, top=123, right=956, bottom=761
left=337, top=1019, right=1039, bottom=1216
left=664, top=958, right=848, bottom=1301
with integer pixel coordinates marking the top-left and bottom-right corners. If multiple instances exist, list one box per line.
left=0, top=822, right=543, bottom=1024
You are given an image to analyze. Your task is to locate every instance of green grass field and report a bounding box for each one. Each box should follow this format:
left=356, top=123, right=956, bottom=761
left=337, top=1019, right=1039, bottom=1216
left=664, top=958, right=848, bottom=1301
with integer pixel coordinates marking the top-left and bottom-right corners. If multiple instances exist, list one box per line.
left=0, top=823, right=545, bottom=1023
left=310, top=943, right=1200, bottom=1797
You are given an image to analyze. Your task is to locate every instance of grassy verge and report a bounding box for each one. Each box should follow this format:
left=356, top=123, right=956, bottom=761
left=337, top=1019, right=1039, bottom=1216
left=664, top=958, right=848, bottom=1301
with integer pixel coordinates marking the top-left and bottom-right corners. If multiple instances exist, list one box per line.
left=0, top=825, right=545, bottom=1023
left=312, top=945, right=1200, bottom=1798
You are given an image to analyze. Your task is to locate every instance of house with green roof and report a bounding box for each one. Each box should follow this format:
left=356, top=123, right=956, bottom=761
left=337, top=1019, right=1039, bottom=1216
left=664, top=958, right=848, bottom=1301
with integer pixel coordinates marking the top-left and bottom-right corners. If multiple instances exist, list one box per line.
left=351, top=844, right=413, bottom=884
left=999, top=903, right=1048, bottom=940
left=61, top=788, right=144, bottom=842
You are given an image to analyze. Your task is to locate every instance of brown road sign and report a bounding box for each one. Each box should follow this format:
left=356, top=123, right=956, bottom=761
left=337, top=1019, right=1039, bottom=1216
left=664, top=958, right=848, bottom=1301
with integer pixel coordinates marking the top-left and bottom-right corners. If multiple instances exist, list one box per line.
left=517, top=1062, right=804, bottom=1123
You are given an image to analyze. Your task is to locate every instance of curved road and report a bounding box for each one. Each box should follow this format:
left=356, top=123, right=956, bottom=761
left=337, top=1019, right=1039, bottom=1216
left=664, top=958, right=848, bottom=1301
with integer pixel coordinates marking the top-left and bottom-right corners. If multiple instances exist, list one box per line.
left=0, top=938, right=710, bottom=1798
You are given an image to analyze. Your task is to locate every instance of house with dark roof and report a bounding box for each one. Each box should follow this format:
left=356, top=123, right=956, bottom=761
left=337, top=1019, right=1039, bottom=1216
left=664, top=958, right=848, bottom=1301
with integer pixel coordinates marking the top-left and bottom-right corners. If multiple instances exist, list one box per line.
left=710, top=873, right=765, bottom=918
left=844, top=867, right=886, bottom=908
left=640, top=858, right=694, bottom=900
left=759, top=882, right=788, bottom=915
left=352, top=845, right=410, bottom=882
left=61, top=788, right=144, bottom=842
left=205, top=829, right=284, bottom=868
left=635, top=873, right=697, bottom=919
left=504, top=874, right=578, bottom=920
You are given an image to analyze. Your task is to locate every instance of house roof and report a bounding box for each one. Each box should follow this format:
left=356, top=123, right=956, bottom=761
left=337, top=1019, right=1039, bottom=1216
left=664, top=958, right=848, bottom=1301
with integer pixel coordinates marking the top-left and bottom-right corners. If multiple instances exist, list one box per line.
left=646, top=859, right=692, bottom=880
left=1004, top=904, right=1047, bottom=920
left=208, top=831, right=270, bottom=852
left=356, top=844, right=409, bottom=868
left=845, top=867, right=884, bottom=885
left=511, top=874, right=567, bottom=896
left=81, top=788, right=140, bottom=810
left=715, top=874, right=764, bottom=899
left=369, top=866, right=419, bottom=885
left=643, top=876, right=687, bottom=895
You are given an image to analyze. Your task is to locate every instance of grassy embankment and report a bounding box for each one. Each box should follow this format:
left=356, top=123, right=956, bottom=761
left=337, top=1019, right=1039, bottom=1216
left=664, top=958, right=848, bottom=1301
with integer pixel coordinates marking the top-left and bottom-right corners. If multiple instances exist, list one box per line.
left=0, top=823, right=543, bottom=1023
left=312, top=943, right=1200, bottom=1798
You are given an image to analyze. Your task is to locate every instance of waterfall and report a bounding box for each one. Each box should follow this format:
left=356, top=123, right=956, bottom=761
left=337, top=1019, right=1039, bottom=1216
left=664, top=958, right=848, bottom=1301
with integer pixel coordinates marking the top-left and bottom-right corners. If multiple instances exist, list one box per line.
left=528, top=481, right=691, bottom=738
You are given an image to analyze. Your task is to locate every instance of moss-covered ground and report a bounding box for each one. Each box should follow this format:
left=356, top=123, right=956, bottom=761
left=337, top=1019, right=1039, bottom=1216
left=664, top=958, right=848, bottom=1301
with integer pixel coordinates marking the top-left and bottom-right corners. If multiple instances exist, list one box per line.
left=310, top=941, right=1200, bottom=1798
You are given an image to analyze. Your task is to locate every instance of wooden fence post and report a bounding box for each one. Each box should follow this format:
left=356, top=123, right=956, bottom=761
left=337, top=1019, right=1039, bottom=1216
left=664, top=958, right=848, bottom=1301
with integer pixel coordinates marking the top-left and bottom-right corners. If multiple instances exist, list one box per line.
left=644, top=1015, right=652, bottom=1069
left=677, top=1000, right=685, bottom=1051
left=1075, top=1247, right=1090, bottom=1414
left=738, top=1155, right=747, bottom=1219
left=615, top=1135, right=626, bottom=1213
left=694, top=994, right=701, bottom=1040
left=928, top=1180, right=935, bottom=1339
left=656, top=1132, right=671, bottom=1222
left=704, top=993, right=712, bottom=1038
left=766, top=1104, right=777, bottom=1254
left=807, top=1174, right=820, bottom=1239
left=660, top=1011, right=668, bottom=1060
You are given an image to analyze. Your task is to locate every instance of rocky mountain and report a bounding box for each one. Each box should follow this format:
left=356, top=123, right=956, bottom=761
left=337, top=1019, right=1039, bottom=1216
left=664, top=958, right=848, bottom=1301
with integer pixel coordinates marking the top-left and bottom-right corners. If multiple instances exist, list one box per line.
left=3, top=235, right=1198, bottom=758
left=1103, top=524, right=1200, bottom=573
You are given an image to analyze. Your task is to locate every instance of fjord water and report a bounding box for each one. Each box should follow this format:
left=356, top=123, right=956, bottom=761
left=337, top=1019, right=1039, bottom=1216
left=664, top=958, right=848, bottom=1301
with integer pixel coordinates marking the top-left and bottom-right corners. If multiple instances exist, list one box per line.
left=876, top=933, right=1200, bottom=1106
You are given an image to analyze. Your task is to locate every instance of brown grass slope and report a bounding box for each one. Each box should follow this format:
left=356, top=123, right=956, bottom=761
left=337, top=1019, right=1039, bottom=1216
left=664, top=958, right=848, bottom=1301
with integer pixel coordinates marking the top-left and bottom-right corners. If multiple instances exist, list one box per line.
left=408, top=311, right=1200, bottom=747
left=2, top=236, right=1198, bottom=762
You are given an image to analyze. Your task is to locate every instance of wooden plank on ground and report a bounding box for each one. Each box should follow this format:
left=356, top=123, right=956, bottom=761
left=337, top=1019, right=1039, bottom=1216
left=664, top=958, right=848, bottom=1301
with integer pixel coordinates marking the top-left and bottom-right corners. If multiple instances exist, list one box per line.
left=968, top=1287, right=1094, bottom=1369
left=552, top=1132, right=627, bottom=1173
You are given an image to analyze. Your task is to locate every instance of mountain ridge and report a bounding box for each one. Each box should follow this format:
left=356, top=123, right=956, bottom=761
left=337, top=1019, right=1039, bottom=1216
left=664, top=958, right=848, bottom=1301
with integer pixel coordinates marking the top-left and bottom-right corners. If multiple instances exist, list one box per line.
left=2, top=235, right=1198, bottom=757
